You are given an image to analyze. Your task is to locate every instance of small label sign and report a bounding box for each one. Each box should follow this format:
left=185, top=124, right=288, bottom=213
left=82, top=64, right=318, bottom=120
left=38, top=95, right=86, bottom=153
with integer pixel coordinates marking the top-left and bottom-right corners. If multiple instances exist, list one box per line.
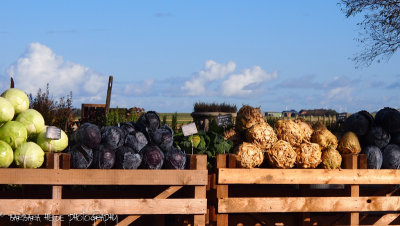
left=181, top=122, right=198, bottom=136
left=46, top=126, right=61, bottom=140
left=217, top=114, right=232, bottom=127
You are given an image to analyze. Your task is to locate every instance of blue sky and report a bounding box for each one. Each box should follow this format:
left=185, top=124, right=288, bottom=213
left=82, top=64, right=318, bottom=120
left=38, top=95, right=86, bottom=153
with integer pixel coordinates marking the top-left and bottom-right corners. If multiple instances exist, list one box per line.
left=0, top=1, right=399, bottom=113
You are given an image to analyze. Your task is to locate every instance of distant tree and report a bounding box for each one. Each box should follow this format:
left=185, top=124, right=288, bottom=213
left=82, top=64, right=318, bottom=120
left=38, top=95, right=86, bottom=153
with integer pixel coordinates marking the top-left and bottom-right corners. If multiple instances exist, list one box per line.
left=171, top=112, right=178, bottom=132
left=340, top=0, right=400, bottom=66
left=29, top=84, right=75, bottom=134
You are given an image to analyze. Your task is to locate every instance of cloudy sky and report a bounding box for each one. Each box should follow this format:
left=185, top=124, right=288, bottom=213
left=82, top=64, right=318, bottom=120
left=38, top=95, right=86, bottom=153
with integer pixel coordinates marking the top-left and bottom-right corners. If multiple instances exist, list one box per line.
left=0, top=1, right=399, bottom=113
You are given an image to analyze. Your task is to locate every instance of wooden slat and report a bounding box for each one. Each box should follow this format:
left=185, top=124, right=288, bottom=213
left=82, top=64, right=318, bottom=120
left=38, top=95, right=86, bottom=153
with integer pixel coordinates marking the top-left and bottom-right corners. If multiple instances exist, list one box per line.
left=216, top=154, right=228, bottom=226
left=0, top=169, right=208, bottom=185
left=192, top=155, right=207, bottom=226
left=51, top=153, right=62, bottom=226
left=218, top=168, right=400, bottom=184
left=373, top=214, right=400, bottom=225
left=218, top=197, right=400, bottom=213
left=115, top=186, right=183, bottom=226
left=0, top=199, right=206, bottom=215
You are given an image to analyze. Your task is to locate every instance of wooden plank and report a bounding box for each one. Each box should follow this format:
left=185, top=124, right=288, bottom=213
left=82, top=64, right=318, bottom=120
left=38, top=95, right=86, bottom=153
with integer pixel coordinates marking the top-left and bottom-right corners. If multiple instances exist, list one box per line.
left=300, top=185, right=311, bottom=226
left=218, top=197, right=400, bottom=213
left=192, top=155, right=207, bottom=226
left=342, top=154, right=360, bottom=225
left=52, top=153, right=62, bottom=226
left=218, top=168, right=400, bottom=184
left=0, top=169, right=208, bottom=185
left=115, top=186, right=183, bottom=226
left=216, top=154, right=228, bottom=226
left=358, top=154, right=367, bottom=169
left=0, top=199, right=206, bottom=215
left=373, top=214, right=400, bottom=225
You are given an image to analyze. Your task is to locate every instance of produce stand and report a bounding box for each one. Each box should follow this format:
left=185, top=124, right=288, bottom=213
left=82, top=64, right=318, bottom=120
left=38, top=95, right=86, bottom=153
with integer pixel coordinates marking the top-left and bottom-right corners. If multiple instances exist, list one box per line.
left=209, top=154, right=400, bottom=226
left=0, top=153, right=208, bottom=226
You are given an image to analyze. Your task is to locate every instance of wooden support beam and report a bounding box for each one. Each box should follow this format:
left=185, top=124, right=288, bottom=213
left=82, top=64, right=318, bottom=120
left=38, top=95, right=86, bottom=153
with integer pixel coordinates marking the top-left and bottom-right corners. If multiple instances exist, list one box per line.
left=218, top=197, right=400, bottom=213
left=216, top=154, right=228, bottom=226
left=115, top=186, right=183, bottom=226
left=0, top=169, right=208, bottom=185
left=373, top=214, right=400, bottom=225
left=0, top=199, right=206, bottom=215
left=51, top=153, right=62, bottom=226
left=218, top=168, right=400, bottom=184
left=191, top=155, right=207, bottom=226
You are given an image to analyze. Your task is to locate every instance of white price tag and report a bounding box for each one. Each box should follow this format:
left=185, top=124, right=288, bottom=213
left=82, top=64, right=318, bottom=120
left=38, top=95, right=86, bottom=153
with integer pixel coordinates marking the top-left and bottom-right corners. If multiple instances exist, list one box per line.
left=181, top=122, right=198, bottom=136
left=46, top=126, right=61, bottom=140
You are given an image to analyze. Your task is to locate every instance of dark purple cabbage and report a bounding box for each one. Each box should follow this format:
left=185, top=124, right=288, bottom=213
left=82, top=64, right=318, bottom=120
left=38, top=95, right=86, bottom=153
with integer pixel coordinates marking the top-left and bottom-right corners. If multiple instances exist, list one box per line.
left=375, top=107, right=400, bottom=134
left=93, top=145, right=116, bottom=169
left=136, top=111, right=161, bottom=140
left=391, top=132, right=400, bottom=144
left=344, top=110, right=374, bottom=137
left=140, top=145, right=164, bottom=169
left=120, top=122, right=136, bottom=135
left=73, top=123, right=101, bottom=149
left=115, top=146, right=142, bottom=169
left=125, top=131, right=148, bottom=152
left=363, top=146, right=383, bottom=169
left=382, top=144, right=400, bottom=169
left=101, top=126, right=125, bottom=150
left=165, top=146, right=186, bottom=169
left=150, top=125, right=174, bottom=151
left=366, top=126, right=391, bottom=149
left=67, top=144, right=93, bottom=169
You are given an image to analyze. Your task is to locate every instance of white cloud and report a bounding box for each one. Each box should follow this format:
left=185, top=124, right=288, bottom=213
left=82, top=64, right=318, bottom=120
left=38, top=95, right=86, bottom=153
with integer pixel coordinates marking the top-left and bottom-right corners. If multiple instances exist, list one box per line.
left=221, top=66, right=278, bottom=97
left=123, top=79, right=155, bottom=95
left=6, top=42, right=107, bottom=103
left=327, top=87, right=353, bottom=100
left=182, top=60, right=236, bottom=96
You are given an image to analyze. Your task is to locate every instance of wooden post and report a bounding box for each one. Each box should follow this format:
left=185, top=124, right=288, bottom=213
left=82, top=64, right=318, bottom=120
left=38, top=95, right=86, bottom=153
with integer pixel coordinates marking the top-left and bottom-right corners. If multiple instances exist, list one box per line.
left=216, top=154, right=229, bottom=226
left=46, top=153, right=70, bottom=226
left=342, top=154, right=359, bottom=226
left=191, top=155, right=207, bottom=226
left=300, top=185, right=311, bottom=226
left=10, top=77, right=14, bottom=88
left=105, top=75, right=113, bottom=115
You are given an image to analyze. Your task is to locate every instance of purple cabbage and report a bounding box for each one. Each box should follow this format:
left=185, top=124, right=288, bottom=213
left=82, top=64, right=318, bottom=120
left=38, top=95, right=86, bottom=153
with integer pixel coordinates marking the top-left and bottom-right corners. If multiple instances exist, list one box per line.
left=382, top=144, right=400, bottom=169
left=67, top=144, right=93, bottom=169
left=375, top=107, right=400, bottom=134
left=150, top=125, right=174, bottom=151
left=140, top=145, right=164, bottom=169
left=391, top=132, right=400, bottom=144
left=366, top=126, right=391, bottom=149
left=362, top=145, right=383, bottom=169
left=115, top=146, right=142, bottom=169
left=120, top=122, right=136, bottom=135
left=136, top=111, right=161, bottom=140
left=73, top=123, right=101, bottom=149
left=165, top=146, right=186, bottom=169
left=93, top=145, right=116, bottom=169
left=344, top=110, right=374, bottom=137
left=125, top=131, right=148, bottom=152
left=101, top=126, right=125, bottom=150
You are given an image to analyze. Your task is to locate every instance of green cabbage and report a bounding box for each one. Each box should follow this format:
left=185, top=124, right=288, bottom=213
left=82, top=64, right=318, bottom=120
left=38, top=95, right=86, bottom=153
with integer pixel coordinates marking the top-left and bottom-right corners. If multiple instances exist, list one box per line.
left=1, top=88, right=29, bottom=114
left=14, top=142, right=44, bottom=168
left=0, top=97, right=15, bottom=123
left=0, top=140, right=14, bottom=168
left=15, top=109, right=45, bottom=136
left=0, top=121, right=28, bottom=149
left=36, top=127, right=68, bottom=152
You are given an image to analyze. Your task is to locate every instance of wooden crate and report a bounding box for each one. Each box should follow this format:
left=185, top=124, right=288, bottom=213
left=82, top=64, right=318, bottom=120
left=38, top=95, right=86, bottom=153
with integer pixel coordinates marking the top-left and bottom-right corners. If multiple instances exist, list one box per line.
left=0, top=153, right=208, bottom=226
left=209, top=154, right=400, bottom=226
